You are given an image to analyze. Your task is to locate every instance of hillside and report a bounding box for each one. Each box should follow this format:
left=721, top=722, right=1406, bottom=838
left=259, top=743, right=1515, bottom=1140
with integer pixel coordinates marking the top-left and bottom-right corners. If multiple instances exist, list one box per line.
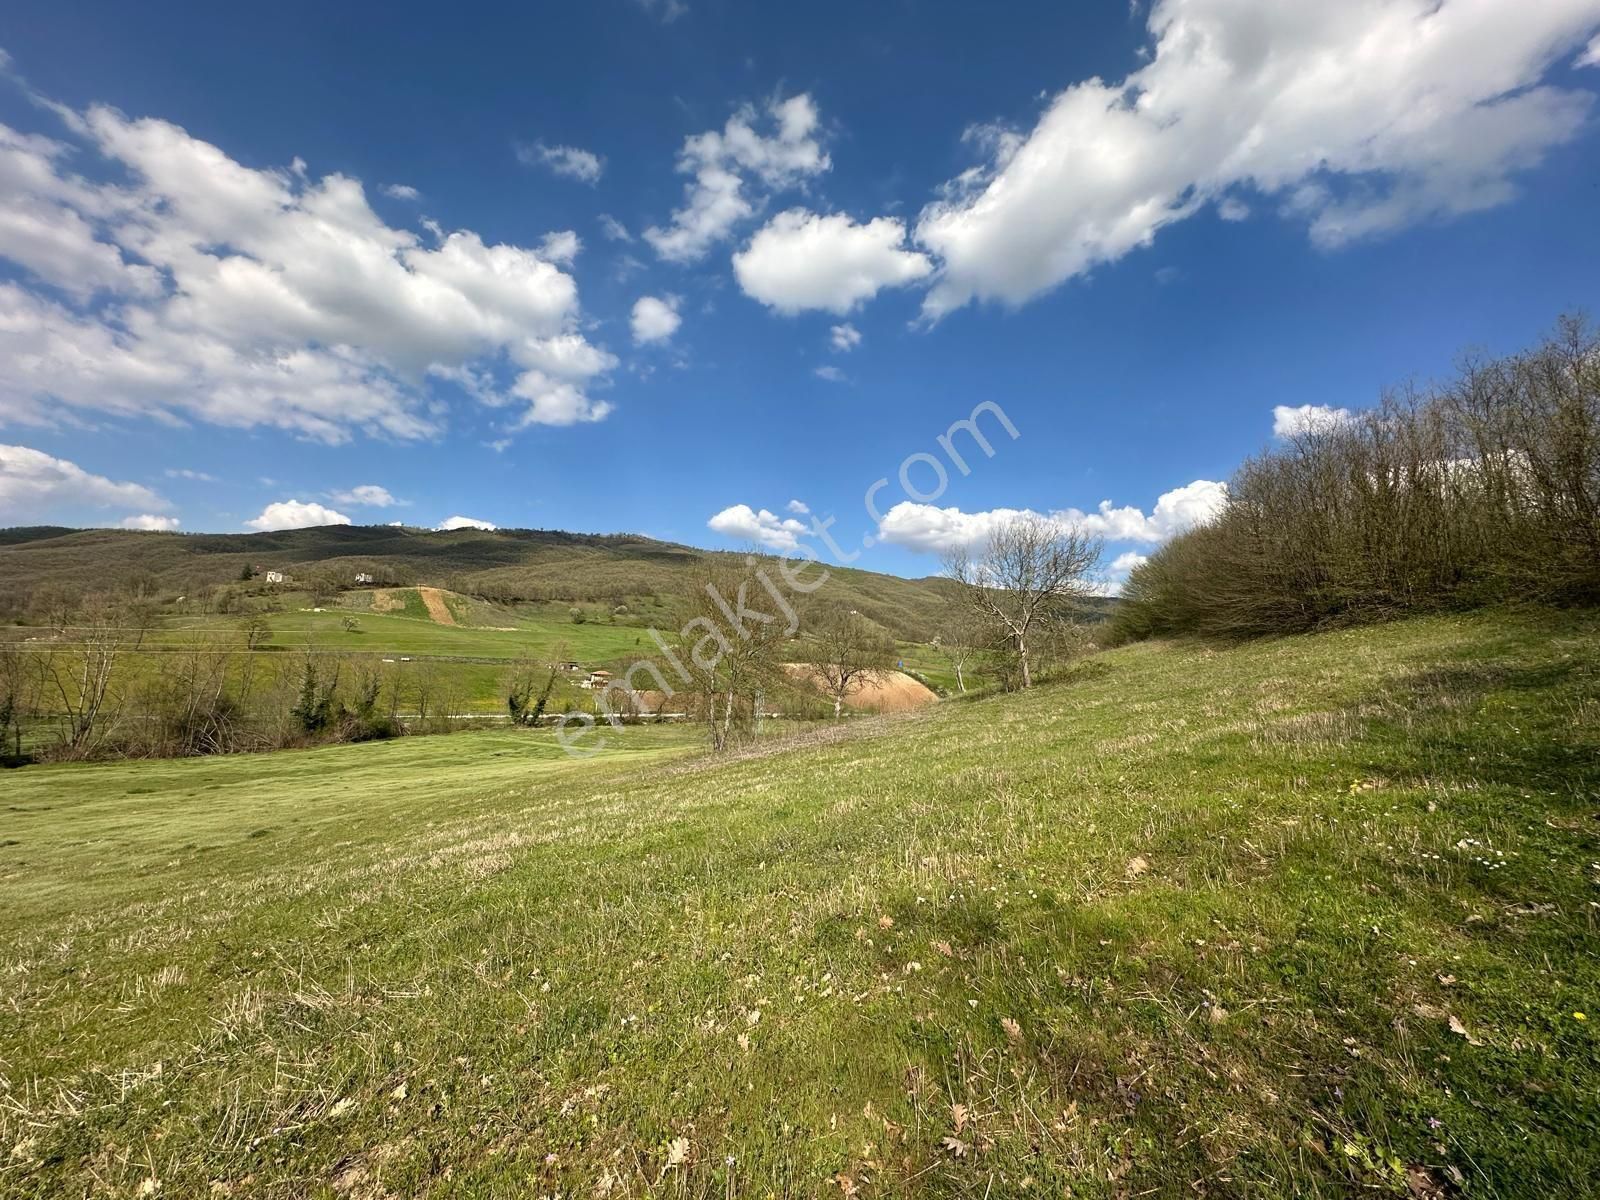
left=0, top=524, right=996, bottom=643
left=3, top=608, right=1597, bottom=1196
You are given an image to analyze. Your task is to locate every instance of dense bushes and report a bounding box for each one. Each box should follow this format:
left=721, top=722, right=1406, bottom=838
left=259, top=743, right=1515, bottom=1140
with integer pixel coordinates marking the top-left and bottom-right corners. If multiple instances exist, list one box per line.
left=1113, top=316, right=1600, bottom=641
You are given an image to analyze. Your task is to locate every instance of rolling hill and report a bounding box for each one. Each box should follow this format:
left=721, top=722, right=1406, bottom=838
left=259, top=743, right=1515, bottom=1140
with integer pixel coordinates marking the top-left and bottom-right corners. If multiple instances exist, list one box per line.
left=0, top=524, right=995, bottom=642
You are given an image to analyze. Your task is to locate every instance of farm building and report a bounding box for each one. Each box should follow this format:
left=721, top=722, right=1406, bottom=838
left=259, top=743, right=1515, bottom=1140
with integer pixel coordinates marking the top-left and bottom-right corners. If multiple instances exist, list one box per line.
left=354, top=572, right=374, bottom=584
left=264, top=570, right=287, bottom=584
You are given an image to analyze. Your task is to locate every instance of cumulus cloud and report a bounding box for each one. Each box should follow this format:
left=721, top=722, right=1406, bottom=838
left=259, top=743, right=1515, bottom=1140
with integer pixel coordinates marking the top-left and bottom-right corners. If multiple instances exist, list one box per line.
left=435, top=515, right=497, bottom=531
left=631, top=294, right=682, bottom=344
left=1110, top=551, right=1149, bottom=573
left=1059, top=480, right=1229, bottom=543
left=706, top=503, right=809, bottom=552
left=814, top=365, right=847, bottom=383
left=916, top=0, right=1600, bottom=319
left=331, top=484, right=399, bottom=507
left=644, top=94, right=829, bottom=263
left=165, top=467, right=216, bottom=482
left=830, top=323, right=862, bottom=352
left=517, top=141, right=604, bottom=184
left=120, top=513, right=180, bottom=531
left=598, top=214, right=633, bottom=242
left=245, top=499, right=351, bottom=531
left=786, top=498, right=810, bottom=515
left=875, top=480, right=1228, bottom=553
left=538, top=230, right=582, bottom=265
left=0, top=443, right=168, bottom=521
left=733, top=209, right=933, bottom=314
left=1581, top=33, right=1600, bottom=66
left=1273, top=403, right=1355, bottom=438
left=1217, top=196, right=1250, bottom=222
left=382, top=183, right=420, bottom=201
left=0, top=90, right=616, bottom=439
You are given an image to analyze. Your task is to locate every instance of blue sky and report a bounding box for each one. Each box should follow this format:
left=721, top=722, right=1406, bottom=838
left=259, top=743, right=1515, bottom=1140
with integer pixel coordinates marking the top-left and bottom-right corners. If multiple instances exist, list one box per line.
left=2, top=1, right=1599, bottom=586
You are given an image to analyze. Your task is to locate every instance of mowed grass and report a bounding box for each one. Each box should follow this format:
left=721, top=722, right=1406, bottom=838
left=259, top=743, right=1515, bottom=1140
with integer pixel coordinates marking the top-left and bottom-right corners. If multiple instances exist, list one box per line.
left=158, top=604, right=661, bottom=663
left=2, top=610, right=1598, bottom=1198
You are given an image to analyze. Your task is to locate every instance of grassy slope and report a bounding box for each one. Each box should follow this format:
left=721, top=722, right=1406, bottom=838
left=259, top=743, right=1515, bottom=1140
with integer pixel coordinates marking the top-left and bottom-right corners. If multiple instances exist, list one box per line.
left=2, top=610, right=1598, bottom=1197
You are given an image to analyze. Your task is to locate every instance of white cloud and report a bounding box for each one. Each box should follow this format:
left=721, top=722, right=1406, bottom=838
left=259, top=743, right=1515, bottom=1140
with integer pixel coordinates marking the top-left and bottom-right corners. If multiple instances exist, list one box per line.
left=829, top=323, right=862, bottom=352
left=786, top=498, right=810, bottom=515
left=1110, top=550, right=1149, bottom=573
left=509, top=372, right=614, bottom=426
left=120, top=513, right=180, bottom=531
left=435, top=515, right=497, bottom=531
left=916, top=0, right=1600, bottom=318
left=813, top=365, right=847, bottom=383
left=644, top=94, right=829, bottom=263
left=706, top=503, right=809, bottom=552
left=1058, top=480, right=1229, bottom=543
left=598, top=214, right=633, bottom=242
left=0, top=443, right=168, bottom=521
left=875, top=480, right=1228, bottom=553
left=165, top=467, right=216, bottom=482
left=245, top=499, right=352, bottom=531
left=1581, top=33, right=1600, bottom=66
left=733, top=209, right=933, bottom=314
left=633, top=0, right=689, bottom=22
left=1217, top=196, right=1250, bottom=222
left=1273, top=403, right=1356, bottom=438
left=875, top=502, right=1039, bottom=554
left=382, top=183, right=420, bottom=201
left=331, top=484, right=399, bottom=507
left=631, top=294, right=682, bottom=344
left=538, top=230, right=582, bottom=265
left=518, top=141, right=604, bottom=184
left=0, top=93, right=617, bottom=439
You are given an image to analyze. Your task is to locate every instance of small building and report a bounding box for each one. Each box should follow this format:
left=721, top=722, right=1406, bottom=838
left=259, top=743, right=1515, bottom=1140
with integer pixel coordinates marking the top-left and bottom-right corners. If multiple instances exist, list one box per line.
left=354, top=572, right=374, bottom=585
left=264, top=570, right=287, bottom=584
left=557, top=660, right=582, bottom=672
left=583, top=670, right=613, bottom=690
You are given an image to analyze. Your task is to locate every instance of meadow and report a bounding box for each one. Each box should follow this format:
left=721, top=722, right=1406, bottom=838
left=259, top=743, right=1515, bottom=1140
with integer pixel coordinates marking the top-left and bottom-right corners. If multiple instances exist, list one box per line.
left=2, top=609, right=1598, bottom=1197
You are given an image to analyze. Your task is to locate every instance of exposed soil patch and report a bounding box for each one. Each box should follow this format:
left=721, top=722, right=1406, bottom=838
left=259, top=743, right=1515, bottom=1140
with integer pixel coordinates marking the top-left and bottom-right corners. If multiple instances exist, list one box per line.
left=786, top=665, right=938, bottom=712
left=417, top=587, right=457, bottom=626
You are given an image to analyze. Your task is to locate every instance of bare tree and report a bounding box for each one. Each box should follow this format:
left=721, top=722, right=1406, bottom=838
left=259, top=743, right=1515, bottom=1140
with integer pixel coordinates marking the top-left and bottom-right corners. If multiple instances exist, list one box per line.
left=933, top=615, right=986, bottom=694
left=0, top=639, right=41, bottom=761
left=241, top=615, right=272, bottom=651
left=941, top=515, right=1101, bottom=689
left=673, top=561, right=792, bottom=751
left=804, top=605, right=895, bottom=717
left=44, top=594, right=145, bottom=756
left=408, top=660, right=440, bottom=730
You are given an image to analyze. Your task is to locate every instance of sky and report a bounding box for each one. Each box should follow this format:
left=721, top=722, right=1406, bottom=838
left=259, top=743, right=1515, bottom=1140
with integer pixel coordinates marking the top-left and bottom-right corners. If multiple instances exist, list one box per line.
left=2, top=0, right=1599, bottom=589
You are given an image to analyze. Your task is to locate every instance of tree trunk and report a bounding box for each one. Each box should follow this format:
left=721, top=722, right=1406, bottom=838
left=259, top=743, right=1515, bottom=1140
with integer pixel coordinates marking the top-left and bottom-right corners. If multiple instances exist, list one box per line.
left=833, top=693, right=843, bottom=719
left=1018, top=638, right=1032, bottom=689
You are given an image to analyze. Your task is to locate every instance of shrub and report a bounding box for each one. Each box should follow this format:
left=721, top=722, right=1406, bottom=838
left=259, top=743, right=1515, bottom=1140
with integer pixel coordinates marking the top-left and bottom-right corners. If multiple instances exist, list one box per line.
left=1111, top=316, right=1600, bottom=642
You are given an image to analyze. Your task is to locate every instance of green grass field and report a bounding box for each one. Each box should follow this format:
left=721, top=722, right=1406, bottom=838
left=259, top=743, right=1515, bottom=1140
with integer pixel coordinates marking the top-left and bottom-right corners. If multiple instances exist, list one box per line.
left=3, top=609, right=1598, bottom=1196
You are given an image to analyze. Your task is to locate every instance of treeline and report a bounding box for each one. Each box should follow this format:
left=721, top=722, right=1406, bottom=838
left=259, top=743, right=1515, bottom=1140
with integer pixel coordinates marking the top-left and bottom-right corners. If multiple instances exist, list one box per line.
left=0, top=595, right=475, bottom=765
left=1112, top=316, right=1600, bottom=642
